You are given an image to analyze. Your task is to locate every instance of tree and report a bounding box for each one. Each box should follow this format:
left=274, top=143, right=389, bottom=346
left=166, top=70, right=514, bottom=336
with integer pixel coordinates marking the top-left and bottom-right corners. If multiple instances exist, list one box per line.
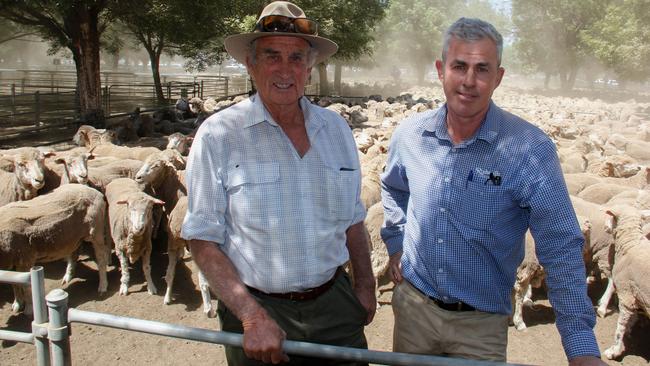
left=110, top=0, right=255, bottom=104
left=0, top=0, right=110, bottom=126
left=512, top=0, right=609, bottom=90
left=288, top=1, right=386, bottom=95
left=373, top=0, right=507, bottom=86
left=581, top=0, right=650, bottom=84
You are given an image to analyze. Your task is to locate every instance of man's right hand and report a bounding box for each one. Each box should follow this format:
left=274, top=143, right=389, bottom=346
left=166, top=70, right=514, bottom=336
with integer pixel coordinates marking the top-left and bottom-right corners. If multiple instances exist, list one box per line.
left=241, top=308, right=289, bottom=364
left=389, top=251, right=403, bottom=284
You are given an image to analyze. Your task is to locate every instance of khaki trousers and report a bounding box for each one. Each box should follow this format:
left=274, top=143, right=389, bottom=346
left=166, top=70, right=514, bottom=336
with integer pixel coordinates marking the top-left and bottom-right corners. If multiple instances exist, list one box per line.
left=218, top=271, right=369, bottom=366
left=392, top=280, right=508, bottom=362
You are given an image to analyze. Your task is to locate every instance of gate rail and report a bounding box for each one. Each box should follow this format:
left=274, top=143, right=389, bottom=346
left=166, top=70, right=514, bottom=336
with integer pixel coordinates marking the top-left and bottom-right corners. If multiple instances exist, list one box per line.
left=1, top=266, right=527, bottom=366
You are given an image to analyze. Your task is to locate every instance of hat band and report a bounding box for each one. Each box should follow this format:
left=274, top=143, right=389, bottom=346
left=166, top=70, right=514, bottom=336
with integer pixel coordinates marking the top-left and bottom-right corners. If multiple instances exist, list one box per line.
left=254, top=15, right=318, bottom=36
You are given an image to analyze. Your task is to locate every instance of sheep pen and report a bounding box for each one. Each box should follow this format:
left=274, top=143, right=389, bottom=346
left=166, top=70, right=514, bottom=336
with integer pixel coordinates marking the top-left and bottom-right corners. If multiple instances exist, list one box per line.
left=2, top=84, right=650, bottom=365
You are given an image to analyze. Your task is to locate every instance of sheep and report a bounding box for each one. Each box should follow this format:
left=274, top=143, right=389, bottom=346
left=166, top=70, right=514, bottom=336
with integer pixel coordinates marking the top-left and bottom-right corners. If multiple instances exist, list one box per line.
left=166, top=132, right=193, bottom=156
left=577, top=182, right=637, bottom=205
left=360, top=154, right=386, bottom=210
left=511, top=216, right=591, bottom=331
left=602, top=205, right=650, bottom=360
left=87, top=158, right=144, bottom=193
left=363, top=202, right=390, bottom=305
left=564, top=172, right=602, bottom=195
left=164, top=196, right=216, bottom=317
left=90, top=142, right=161, bottom=161
left=134, top=148, right=186, bottom=214
left=570, top=196, right=617, bottom=317
left=0, top=148, right=51, bottom=206
left=105, top=178, right=164, bottom=296
left=40, top=148, right=95, bottom=193
left=73, top=125, right=118, bottom=148
left=0, top=184, right=110, bottom=313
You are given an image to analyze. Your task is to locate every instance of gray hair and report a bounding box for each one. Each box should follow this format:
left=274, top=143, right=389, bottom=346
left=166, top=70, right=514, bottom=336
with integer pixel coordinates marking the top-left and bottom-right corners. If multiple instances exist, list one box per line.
left=442, top=18, right=503, bottom=66
left=247, top=38, right=319, bottom=67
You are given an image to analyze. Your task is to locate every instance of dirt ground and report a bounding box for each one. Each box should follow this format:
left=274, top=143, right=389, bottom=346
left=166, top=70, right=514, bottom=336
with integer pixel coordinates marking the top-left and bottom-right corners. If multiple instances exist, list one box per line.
left=1, top=250, right=649, bottom=366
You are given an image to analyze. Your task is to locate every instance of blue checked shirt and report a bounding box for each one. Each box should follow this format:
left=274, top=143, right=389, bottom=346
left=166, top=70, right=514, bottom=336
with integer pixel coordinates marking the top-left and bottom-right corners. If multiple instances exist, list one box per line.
left=381, top=101, right=600, bottom=359
left=182, top=94, right=365, bottom=293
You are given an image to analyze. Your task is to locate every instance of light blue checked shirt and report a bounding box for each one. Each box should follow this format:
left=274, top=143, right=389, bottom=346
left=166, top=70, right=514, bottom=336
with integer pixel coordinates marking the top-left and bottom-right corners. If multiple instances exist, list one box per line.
left=381, top=101, right=600, bottom=359
left=182, top=94, right=365, bottom=293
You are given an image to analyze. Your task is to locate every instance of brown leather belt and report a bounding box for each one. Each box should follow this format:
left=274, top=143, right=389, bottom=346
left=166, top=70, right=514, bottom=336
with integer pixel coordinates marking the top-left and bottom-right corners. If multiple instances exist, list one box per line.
left=247, top=267, right=342, bottom=302
left=412, top=282, right=475, bottom=312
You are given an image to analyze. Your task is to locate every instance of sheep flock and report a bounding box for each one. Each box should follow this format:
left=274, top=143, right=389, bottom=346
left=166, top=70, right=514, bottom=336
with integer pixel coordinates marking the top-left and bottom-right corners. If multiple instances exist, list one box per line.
left=1, top=85, right=649, bottom=362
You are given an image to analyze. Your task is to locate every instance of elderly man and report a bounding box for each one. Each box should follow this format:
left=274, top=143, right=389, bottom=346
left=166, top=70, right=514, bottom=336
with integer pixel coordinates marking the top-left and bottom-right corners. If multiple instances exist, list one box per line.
left=381, top=18, right=607, bottom=366
left=182, top=2, right=375, bottom=365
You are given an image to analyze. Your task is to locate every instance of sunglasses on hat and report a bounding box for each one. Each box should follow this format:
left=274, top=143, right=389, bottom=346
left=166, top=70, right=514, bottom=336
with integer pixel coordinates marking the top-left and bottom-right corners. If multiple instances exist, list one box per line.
left=255, top=15, right=319, bottom=36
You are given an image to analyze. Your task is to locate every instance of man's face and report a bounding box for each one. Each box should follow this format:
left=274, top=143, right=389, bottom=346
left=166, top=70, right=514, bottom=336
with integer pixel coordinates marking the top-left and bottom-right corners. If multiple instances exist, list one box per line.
left=247, top=36, right=312, bottom=110
left=435, top=37, right=504, bottom=122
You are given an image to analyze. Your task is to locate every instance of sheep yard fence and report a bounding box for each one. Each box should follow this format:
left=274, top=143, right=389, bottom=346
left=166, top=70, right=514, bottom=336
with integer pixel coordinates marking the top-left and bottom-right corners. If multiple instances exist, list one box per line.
left=0, top=69, right=251, bottom=149
left=0, top=268, right=527, bottom=366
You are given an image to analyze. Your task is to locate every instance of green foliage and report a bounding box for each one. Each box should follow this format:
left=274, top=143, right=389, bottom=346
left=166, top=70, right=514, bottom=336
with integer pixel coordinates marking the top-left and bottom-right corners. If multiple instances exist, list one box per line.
left=512, top=0, right=609, bottom=89
left=581, top=0, right=650, bottom=82
left=373, top=0, right=508, bottom=84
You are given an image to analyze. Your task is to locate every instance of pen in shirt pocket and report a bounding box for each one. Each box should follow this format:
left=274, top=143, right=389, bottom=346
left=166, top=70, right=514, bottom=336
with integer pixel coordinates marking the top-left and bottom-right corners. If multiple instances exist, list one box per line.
left=466, top=169, right=474, bottom=188
left=340, top=167, right=355, bottom=171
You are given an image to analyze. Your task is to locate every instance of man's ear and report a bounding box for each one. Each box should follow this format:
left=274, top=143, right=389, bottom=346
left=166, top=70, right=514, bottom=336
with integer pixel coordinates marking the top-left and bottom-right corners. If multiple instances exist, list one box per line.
left=435, top=60, right=444, bottom=81
left=495, top=66, right=505, bottom=89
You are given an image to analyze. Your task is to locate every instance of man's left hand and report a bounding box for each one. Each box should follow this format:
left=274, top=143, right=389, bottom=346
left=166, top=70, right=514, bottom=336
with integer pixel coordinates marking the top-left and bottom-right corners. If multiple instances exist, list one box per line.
left=569, top=356, right=608, bottom=366
left=354, top=284, right=377, bottom=325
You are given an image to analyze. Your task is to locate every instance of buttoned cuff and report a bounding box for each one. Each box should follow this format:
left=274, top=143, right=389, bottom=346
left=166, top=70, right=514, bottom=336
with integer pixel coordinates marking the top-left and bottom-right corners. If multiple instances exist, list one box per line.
left=561, top=330, right=601, bottom=361
left=384, top=236, right=403, bottom=256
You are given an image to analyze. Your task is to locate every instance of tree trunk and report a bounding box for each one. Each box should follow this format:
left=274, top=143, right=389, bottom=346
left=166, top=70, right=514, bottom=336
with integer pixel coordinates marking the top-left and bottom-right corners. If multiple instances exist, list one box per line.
left=147, top=47, right=166, bottom=104
left=334, top=63, right=342, bottom=95
left=317, top=63, right=330, bottom=95
left=68, top=7, right=104, bottom=127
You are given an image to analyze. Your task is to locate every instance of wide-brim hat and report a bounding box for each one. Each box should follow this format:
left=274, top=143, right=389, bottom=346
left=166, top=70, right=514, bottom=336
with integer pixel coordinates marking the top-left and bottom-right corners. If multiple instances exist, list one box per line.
left=224, top=1, right=338, bottom=66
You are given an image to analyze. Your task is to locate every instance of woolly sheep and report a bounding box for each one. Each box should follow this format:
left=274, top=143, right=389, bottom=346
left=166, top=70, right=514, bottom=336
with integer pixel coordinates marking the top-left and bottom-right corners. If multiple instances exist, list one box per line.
left=0, top=147, right=51, bottom=206
left=602, top=205, right=650, bottom=360
left=577, top=182, right=636, bottom=205
left=0, top=184, right=110, bottom=313
left=87, top=158, right=144, bottom=193
left=164, top=196, right=216, bottom=317
left=105, top=178, right=165, bottom=296
left=40, top=149, right=95, bottom=193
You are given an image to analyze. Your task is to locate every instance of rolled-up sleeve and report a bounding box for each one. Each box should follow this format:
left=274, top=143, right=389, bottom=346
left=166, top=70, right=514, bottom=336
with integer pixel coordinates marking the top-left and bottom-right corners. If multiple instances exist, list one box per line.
left=181, top=126, right=227, bottom=245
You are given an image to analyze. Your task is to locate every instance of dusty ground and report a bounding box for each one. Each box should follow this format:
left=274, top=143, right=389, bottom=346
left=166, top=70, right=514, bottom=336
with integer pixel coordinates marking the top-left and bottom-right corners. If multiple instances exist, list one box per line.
left=1, top=250, right=649, bottom=366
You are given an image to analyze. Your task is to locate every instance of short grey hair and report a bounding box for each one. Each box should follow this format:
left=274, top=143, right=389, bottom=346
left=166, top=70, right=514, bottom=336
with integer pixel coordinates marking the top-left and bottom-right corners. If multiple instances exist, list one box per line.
left=247, top=38, right=319, bottom=67
left=442, top=17, right=503, bottom=66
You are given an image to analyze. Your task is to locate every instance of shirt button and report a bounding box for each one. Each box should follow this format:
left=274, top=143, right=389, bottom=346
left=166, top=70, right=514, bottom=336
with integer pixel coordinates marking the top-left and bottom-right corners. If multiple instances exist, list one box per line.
left=451, top=148, right=457, bottom=152
left=443, top=296, right=449, bottom=301
left=440, top=207, right=446, bottom=213
left=437, top=238, right=444, bottom=244
left=438, top=268, right=444, bottom=273
left=444, top=177, right=450, bottom=183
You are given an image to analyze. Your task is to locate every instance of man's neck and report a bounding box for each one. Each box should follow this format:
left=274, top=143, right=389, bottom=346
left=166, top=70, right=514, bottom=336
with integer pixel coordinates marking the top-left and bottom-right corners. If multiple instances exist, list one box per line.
left=445, top=109, right=489, bottom=145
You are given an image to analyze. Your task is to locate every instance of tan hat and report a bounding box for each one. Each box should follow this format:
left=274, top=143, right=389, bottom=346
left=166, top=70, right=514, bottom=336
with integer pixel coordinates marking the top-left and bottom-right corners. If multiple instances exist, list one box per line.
left=224, top=1, right=338, bottom=65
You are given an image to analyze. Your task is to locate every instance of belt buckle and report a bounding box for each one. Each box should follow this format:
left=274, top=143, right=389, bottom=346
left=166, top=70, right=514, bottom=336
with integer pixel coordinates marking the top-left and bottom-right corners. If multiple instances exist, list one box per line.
left=456, top=302, right=463, bottom=311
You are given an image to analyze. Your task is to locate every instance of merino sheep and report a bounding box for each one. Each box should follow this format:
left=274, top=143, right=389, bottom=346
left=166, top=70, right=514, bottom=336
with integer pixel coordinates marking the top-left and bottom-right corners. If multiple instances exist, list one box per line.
left=90, top=142, right=161, bottom=162
left=105, top=178, right=164, bottom=296
left=40, top=149, right=95, bottom=193
left=73, top=125, right=117, bottom=148
left=0, top=147, right=51, bottom=206
left=164, top=196, right=216, bottom=317
left=602, top=205, right=650, bottom=360
left=577, top=182, right=636, bottom=205
left=511, top=216, right=591, bottom=331
left=363, top=202, right=390, bottom=305
left=0, top=184, right=110, bottom=313
left=87, top=158, right=144, bottom=193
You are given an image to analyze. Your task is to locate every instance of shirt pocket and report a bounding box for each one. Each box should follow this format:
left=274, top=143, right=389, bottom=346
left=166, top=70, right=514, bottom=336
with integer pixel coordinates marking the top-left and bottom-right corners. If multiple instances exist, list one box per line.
left=225, top=162, right=279, bottom=221
left=323, top=166, right=358, bottom=221
left=455, top=180, right=506, bottom=230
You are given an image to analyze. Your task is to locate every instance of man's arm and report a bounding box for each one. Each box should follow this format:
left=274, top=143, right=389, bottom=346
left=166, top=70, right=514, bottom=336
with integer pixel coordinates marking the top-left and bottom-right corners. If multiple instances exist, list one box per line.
left=189, top=239, right=289, bottom=364
left=345, top=222, right=377, bottom=324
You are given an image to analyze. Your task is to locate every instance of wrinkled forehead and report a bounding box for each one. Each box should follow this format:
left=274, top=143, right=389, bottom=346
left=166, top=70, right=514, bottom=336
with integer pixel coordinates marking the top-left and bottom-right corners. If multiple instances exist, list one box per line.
left=255, top=35, right=311, bottom=53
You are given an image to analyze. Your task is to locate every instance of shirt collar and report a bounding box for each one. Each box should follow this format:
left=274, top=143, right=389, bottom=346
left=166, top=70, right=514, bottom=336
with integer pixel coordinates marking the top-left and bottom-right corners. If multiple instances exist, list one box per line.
left=426, top=100, right=500, bottom=145
left=243, top=93, right=324, bottom=136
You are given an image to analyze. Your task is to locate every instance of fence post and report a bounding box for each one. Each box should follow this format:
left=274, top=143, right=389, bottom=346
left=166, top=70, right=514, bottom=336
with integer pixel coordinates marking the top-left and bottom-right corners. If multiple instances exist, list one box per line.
left=46, top=289, right=71, bottom=366
left=34, top=91, right=41, bottom=127
left=200, top=80, right=204, bottom=99
left=167, top=82, right=171, bottom=101
left=224, top=77, right=229, bottom=98
left=21, top=77, right=25, bottom=94
left=11, top=84, right=16, bottom=116
left=31, top=267, right=51, bottom=366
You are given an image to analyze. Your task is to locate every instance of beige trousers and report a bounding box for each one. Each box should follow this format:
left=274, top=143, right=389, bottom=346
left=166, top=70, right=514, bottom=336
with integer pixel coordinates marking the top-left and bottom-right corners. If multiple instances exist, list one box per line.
left=392, top=280, right=509, bottom=362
